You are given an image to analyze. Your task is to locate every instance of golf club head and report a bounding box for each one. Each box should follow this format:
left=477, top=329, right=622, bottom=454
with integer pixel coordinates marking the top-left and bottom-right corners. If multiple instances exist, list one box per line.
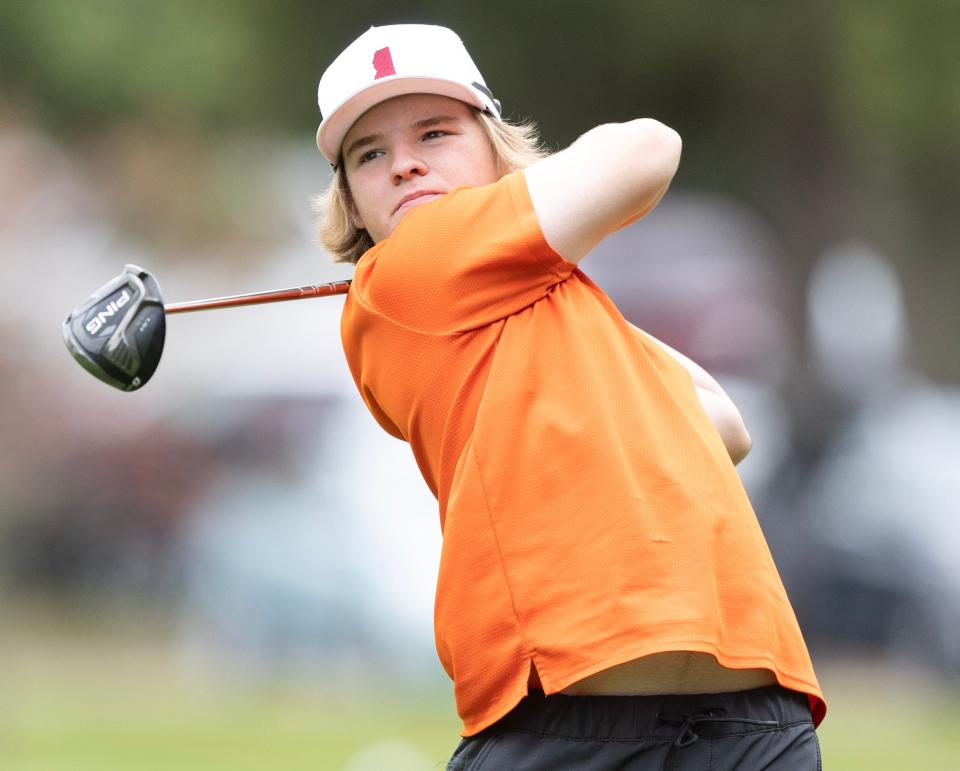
left=63, top=264, right=165, bottom=391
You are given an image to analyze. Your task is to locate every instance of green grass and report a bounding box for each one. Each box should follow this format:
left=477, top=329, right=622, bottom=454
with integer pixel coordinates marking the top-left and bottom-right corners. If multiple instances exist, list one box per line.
left=816, top=658, right=960, bottom=771
left=2, top=692, right=459, bottom=771
left=2, top=626, right=959, bottom=770
left=0, top=624, right=461, bottom=771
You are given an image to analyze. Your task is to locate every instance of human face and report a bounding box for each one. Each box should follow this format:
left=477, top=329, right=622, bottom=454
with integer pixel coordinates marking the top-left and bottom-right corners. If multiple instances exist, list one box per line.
left=341, top=93, right=500, bottom=243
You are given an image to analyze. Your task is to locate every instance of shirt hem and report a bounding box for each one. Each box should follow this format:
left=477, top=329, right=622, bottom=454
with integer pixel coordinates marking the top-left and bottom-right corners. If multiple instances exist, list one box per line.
left=459, top=640, right=826, bottom=736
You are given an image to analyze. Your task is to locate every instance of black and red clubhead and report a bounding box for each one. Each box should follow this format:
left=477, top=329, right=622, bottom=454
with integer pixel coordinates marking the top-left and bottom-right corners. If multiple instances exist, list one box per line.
left=62, top=264, right=166, bottom=391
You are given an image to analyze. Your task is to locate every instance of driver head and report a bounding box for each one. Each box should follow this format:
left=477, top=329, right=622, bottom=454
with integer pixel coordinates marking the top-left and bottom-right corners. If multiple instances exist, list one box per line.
left=63, top=264, right=165, bottom=391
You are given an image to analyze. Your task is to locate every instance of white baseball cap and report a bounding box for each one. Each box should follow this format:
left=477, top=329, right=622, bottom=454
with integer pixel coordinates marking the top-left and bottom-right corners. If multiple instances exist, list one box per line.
left=316, top=24, right=502, bottom=164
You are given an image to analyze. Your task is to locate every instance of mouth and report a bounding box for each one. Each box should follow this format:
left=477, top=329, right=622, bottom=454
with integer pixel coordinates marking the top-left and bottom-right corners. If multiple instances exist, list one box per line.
left=393, top=190, right=445, bottom=215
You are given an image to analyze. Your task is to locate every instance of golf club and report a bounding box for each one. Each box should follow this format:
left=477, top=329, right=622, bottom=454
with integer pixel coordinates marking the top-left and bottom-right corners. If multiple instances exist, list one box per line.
left=63, top=264, right=351, bottom=392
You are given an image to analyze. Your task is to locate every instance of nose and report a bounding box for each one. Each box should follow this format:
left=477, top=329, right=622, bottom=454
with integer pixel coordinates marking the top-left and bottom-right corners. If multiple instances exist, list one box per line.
left=390, top=143, right=427, bottom=183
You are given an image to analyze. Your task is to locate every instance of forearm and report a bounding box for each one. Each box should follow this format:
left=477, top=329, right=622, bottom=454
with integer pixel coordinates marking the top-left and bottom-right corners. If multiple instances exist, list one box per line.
left=694, top=385, right=752, bottom=465
left=631, top=325, right=752, bottom=464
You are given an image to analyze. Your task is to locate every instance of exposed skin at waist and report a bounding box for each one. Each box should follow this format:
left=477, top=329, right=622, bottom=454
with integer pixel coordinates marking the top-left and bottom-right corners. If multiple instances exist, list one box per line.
left=529, top=652, right=779, bottom=696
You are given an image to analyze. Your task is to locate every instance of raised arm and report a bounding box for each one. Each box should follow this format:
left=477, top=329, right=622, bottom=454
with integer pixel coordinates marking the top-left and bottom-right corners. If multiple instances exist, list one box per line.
left=634, top=326, right=753, bottom=465
left=523, top=119, right=681, bottom=264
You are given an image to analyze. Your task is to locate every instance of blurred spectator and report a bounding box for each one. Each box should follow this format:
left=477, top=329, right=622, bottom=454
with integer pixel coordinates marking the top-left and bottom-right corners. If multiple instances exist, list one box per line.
left=769, top=243, right=960, bottom=676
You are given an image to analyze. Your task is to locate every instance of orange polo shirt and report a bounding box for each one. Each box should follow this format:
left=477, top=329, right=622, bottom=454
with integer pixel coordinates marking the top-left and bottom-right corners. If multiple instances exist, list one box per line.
left=340, top=170, right=825, bottom=735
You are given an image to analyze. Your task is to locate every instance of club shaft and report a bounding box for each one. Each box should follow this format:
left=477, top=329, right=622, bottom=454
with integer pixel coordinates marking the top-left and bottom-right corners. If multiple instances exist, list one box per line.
left=163, top=279, right=352, bottom=315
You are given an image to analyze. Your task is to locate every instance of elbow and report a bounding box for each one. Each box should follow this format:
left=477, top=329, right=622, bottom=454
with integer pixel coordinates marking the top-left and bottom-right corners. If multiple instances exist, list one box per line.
left=625, top=118, right=682, bottom=183
left=604, top=119, right=680, bottom=215
left=656, top=122, right=683, bottom=178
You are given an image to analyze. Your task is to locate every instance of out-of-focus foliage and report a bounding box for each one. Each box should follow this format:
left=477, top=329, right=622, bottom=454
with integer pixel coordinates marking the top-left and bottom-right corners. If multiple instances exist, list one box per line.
left=3, top=1, right=958, bottom=198
left=1, top=0, right=275, bottom=130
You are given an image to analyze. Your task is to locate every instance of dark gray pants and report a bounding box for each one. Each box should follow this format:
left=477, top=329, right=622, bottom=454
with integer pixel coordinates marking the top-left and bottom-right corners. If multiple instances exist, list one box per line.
left=446, top=685, right=821, bottom=770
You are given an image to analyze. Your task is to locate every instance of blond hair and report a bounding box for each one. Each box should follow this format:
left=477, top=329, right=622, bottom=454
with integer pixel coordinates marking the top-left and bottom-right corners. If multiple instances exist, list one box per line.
left=313, top=110, right=549, bottom=265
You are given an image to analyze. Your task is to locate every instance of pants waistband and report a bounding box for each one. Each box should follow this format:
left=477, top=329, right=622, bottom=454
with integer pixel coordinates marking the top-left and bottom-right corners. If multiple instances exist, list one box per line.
left=489, top=685, right=813, bottom=742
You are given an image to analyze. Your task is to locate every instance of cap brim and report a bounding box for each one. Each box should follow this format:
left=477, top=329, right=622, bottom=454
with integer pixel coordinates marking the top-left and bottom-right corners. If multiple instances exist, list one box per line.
left=316, top=77, right=489, bottom=164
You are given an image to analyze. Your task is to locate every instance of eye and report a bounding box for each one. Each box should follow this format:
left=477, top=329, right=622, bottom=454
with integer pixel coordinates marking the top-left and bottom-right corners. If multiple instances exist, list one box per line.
left=422, top=129, right=449, bottom=141
left=357, top=149, right=384, bottom=165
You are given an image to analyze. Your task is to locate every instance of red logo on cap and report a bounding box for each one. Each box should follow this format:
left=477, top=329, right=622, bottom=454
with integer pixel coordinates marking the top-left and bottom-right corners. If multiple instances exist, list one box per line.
left=372, top=47, right=396, bottom=79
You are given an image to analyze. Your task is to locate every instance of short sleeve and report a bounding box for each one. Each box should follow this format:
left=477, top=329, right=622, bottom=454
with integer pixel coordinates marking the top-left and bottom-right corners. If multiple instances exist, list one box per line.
left=352, top=171, right=577, bottom=333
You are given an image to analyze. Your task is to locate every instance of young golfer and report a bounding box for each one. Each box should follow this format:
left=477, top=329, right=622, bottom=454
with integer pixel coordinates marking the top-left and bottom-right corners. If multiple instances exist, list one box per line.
left=315, top=24, right=825, bottom=770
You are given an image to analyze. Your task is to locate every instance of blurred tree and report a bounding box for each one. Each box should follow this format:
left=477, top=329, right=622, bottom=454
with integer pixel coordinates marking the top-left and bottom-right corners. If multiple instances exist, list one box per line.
left=831, top=1, right=960, bottom=376
left=0, top=0, right=270, bottom=130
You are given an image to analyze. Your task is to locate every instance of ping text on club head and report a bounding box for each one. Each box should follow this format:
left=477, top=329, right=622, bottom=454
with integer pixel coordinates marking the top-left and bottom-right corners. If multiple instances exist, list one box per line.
left=85, top=289, right=131, bottom=336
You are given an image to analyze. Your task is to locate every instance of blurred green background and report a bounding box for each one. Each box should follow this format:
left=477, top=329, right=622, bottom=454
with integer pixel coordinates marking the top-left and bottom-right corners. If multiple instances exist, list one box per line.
left=2, top=1, right=960, bottom=768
